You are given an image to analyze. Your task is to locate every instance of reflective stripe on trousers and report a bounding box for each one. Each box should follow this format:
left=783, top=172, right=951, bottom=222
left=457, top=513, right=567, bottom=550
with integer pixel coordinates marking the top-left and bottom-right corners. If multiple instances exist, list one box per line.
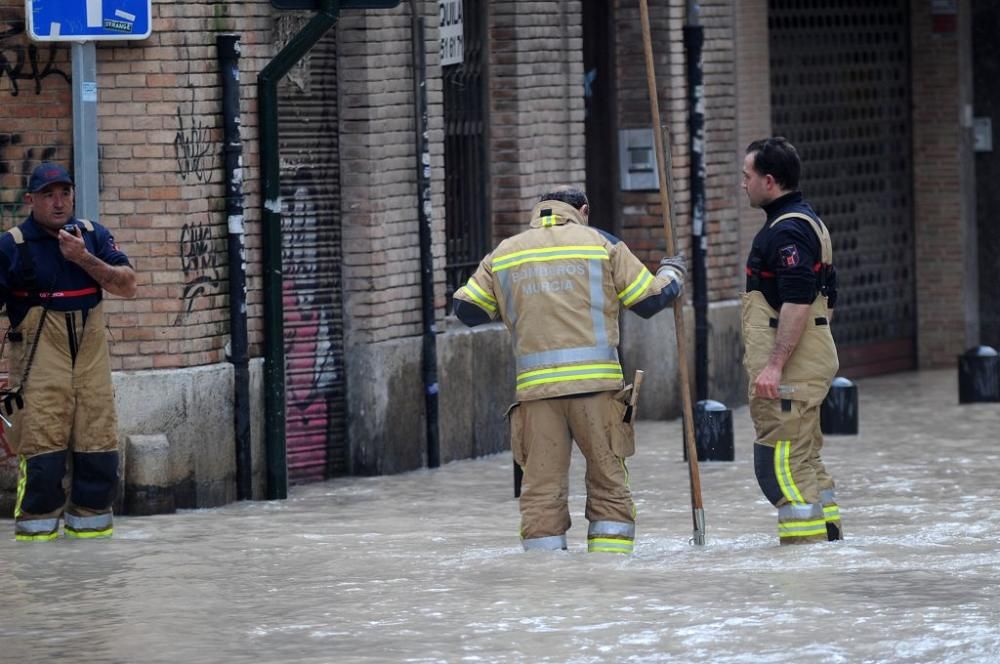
left=587, top=520, right=635, bottom=554
left=15, top=517, right=60, bottom=541
left=64, top=512, right=113, bottom=539
left=777, top=502, right=826, bottom=541
left=522, top=534, right=568, bottom=551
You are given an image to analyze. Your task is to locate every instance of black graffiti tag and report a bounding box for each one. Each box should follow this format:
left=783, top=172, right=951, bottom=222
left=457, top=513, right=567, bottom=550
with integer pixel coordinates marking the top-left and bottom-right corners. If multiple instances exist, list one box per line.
left=176, top=220, right=222, bottom=324
left=0, top=17, right=70, bottom=96
left=173, top=106, right=212, bottom=182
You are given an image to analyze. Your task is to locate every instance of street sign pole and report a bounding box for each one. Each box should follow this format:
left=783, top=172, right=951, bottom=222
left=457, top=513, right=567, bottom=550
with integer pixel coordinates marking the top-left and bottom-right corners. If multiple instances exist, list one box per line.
left=71, top=41, right=99, bottom=222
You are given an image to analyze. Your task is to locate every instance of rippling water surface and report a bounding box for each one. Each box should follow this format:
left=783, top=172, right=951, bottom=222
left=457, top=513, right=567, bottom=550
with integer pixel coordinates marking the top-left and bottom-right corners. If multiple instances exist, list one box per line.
left=1, top=370, right=998, bottom=663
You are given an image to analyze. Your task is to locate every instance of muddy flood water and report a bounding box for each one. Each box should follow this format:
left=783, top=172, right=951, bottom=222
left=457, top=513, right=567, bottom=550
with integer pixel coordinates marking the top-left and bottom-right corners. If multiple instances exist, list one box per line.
left=1, top=369, right=998, bottom=663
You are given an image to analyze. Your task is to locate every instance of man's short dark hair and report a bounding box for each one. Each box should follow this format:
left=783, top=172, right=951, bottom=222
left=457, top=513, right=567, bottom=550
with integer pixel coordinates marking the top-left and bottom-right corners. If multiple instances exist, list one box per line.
left=539, top=187, right=588, bottom=210
left=746, top=137, right=800, bottom=191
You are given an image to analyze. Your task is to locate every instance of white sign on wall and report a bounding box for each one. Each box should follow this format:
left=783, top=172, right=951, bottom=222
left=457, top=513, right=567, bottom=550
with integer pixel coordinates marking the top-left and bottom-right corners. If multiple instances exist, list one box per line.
left=439, top=0, right=463, bottom=67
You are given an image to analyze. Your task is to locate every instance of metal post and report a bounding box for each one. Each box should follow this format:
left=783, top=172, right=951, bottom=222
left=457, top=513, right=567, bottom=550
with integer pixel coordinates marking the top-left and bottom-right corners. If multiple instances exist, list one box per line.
left=409, top=8, right=441, bottom=468
left=684, top=2, right=707, bottom=402
left=218, top=34, right=253, bottom=500
left=71, top=42, right=99, bottom=221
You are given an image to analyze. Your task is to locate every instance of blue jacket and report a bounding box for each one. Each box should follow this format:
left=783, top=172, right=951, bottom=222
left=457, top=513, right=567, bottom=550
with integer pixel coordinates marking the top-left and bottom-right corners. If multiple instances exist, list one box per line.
left=0, top=215, right=131, bottom=327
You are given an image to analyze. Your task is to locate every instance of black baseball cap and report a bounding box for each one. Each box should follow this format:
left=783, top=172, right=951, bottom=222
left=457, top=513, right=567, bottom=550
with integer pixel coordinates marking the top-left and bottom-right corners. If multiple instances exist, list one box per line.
left=27, top=162, right=74, bottom=193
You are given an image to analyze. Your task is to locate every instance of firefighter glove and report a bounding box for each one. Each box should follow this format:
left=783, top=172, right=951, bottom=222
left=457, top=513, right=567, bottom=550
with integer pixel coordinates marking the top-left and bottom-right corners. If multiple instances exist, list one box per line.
left=657, top=253, right=687, bottom=286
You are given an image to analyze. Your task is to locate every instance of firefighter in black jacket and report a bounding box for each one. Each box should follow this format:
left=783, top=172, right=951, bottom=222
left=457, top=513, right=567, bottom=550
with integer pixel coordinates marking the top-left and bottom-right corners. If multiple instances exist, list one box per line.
left=2, top=163, right=136, bottom=541
left=741, top=138, right=843, bottom=545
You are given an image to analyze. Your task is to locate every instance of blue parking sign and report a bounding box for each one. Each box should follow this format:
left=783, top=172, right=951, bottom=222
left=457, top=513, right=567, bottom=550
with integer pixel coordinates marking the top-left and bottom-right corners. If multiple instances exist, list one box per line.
left=27, top=0, right=152, bottom=41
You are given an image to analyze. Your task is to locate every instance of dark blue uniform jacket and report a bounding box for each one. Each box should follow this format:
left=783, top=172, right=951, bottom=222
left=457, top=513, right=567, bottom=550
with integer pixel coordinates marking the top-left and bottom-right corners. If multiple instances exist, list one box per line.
left=0, top=215, right=131, bottom=328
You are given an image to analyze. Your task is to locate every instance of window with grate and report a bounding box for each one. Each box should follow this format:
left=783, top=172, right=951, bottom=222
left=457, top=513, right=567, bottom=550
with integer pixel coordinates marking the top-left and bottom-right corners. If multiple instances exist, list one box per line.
left=443, top=0, right=489, bottom=310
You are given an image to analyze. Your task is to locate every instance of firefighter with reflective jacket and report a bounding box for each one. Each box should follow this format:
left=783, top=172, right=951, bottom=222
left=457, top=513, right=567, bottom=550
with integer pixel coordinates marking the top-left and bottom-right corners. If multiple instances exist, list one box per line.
left=1, top=163, right=136, bottom=541
left=741, top=138, right=843, bottom=545
left=452, top=187, right=685, bottom=553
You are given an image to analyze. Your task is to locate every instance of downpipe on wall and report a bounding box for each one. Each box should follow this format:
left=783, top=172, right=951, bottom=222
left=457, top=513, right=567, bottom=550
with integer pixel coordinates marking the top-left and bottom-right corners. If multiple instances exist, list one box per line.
left=409, top=5, right=441, bottom=468
left=218, top=34, right=253, bottom=500
left=684, top=4, right=708, bottom=402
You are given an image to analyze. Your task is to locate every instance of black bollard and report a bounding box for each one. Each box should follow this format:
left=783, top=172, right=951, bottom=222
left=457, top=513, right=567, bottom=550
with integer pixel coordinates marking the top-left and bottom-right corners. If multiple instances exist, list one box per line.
left=513, top=460, right=523, bottom=498
left=821, top=377, right=859, bottom=435
left=684, top=400, right=734, bottom=462
left=958, top=346, right=1000, bottom=403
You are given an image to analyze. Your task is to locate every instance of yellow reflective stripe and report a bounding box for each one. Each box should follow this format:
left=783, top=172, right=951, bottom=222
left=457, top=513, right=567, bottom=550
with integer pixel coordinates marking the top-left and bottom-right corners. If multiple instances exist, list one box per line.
left=492, top=245, right=609, bottom=271
left=16, top=531, right=60, bottom=542
left=774, top=440, right=806, bottom=505
left=14, top=455, right=26, bottom=518
left=588, top=537, right=634, bottom=553
left=460, top=280, right=496, bottom=312
left=778, top=519, right=827, bottom=537
left=539, top=215, right=558, bottom=227
left=516, top=363, right=623, bottom=389
left=823, top=504, right=841, bottom=521
left=64, top=527, right=113, bottom=539
left=617, top=269, right=654, bottom=306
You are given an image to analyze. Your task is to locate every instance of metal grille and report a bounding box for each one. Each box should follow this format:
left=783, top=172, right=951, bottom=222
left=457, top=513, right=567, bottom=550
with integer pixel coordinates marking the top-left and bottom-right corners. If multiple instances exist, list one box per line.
left=443, top=0, right=489, bottom=308
left=277, top=27, right=348, bottom=483
left=769, top=0, right=915, bottom=376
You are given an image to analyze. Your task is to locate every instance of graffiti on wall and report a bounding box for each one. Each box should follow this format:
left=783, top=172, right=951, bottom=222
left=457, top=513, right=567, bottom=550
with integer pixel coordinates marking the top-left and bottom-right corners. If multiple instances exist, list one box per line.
left=0, top=13, right=70, bottom=96
left=0, top=135, right=61, bottom=228
left=175, top=216, right=223, bottom=325
left=173, top=101, right=212, bottom=183
left=282, top=171, right=339, bottom=427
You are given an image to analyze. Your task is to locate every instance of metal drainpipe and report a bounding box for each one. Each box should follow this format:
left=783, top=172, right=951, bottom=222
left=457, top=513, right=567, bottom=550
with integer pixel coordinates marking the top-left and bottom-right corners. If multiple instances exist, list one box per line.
left=218, top=34, right=253, bottom=501
left=684, top=1, right=708, bottom=402
left=258, top=1, right=341, bottom=499
left=408, top=5, right=441, bottom=468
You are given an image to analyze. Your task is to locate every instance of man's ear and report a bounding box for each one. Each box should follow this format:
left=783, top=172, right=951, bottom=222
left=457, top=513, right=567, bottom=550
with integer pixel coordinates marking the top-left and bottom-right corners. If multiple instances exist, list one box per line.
left=24, top=192, right=33, bottom=205
left=580, top=203, right=590, bottom=218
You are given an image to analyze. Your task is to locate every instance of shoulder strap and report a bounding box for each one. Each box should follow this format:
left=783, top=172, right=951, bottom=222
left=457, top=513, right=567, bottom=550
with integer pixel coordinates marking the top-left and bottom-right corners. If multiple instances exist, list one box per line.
left=770, top=212, right=833, bottom=264
left=79, top=218, right=95, bottom=232
left=8, top=223, right=39, bottom=295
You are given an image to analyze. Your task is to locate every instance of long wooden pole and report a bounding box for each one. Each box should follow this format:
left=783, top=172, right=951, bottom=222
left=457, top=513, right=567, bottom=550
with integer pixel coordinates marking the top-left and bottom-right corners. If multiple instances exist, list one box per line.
left=638, top=0, right=705, bottom=546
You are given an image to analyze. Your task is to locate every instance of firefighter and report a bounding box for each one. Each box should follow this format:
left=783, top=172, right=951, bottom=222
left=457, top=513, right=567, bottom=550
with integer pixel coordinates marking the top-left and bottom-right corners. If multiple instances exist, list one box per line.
left=452, top=187, right=685, bottom=553
left=1, top=162, right=136, bottom=541
left=740, top=138, right=843, bottom=544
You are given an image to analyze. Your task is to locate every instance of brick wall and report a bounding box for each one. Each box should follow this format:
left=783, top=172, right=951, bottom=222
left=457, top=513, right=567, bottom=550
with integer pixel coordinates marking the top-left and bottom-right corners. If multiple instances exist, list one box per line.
left=0, top=1, right=281, bottom=372
left=614, top=0, right=689, bottom=269
left=612, top=0, right=744, bottom=300
left=490, top=0, right=586, bottom=241
left=338, top=1, right=447, bottom=346
left=911, top=0, right=979, bottom=366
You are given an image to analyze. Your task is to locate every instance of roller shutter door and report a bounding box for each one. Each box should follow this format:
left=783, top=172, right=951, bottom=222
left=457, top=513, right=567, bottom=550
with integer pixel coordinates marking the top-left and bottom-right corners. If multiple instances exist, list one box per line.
left=278, top=27, right=348, bottom=483
left=770, top=0, right=915, bottom=376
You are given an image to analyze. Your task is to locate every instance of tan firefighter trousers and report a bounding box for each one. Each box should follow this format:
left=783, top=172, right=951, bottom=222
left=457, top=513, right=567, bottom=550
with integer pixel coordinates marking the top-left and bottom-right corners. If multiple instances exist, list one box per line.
left=508, top=390, right=637, bottom=553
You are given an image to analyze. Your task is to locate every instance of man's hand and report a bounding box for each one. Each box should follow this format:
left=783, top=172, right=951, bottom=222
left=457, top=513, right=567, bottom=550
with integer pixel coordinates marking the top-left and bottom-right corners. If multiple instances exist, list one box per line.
left=58, top=227, right=87, bottom=264
left=753, top=363, right=783, bottom=400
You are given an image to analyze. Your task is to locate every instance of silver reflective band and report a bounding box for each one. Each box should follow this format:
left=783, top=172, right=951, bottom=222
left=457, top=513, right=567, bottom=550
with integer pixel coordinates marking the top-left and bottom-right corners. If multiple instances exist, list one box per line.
left=588, top=259, right=608, bottom=348
left=587, top=520, right=635, bottom=538
left=64, top=512, right=113, bottom=530
left=517, top=346, right=619, bottom=372
left=778, top=502, right=824, bottom=520
left=820, top=489, right=838, bottom=505
left=15, top=518, right=59, bottom=534
left=522, top=534, right=567, bottom=551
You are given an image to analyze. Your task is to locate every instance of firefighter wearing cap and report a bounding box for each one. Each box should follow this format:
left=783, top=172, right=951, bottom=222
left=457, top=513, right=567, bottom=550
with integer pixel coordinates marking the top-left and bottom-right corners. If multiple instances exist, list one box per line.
left=1, top=162, right=136, bottom=541
left=452, top=187, right=684, bottom=553
left=741, top=138, right=843, bottom=545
